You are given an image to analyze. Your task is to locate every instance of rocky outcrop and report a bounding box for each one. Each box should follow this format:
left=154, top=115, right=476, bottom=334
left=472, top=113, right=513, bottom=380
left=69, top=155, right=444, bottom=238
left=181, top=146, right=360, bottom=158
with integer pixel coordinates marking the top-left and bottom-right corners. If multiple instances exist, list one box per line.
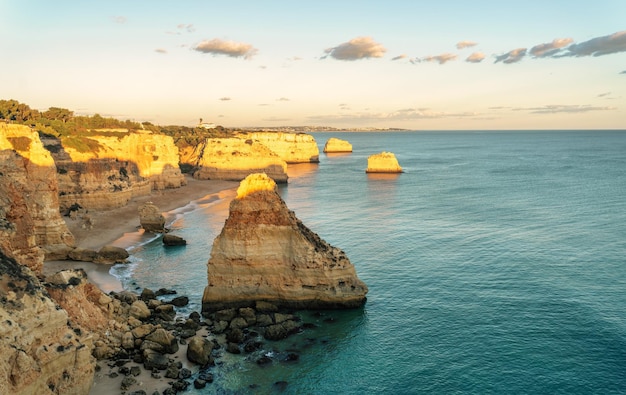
left=0, top=123, right=75, bottom=272
left=193, top=138, right=288, bottom=183
left=323, top=137, right=353, bottom=153
left=235, top=131, right=320, bottom=163
left=202, top=173, right=368, bottom=313
left=139, top=202, right=166, bottom=232
left=366, top=151, right=403, bottom=173
left=46, top=130, right=186, bottom=211
left=163, top=234, right=187, bottom=246
left=0, top=251, right=95, bottom=395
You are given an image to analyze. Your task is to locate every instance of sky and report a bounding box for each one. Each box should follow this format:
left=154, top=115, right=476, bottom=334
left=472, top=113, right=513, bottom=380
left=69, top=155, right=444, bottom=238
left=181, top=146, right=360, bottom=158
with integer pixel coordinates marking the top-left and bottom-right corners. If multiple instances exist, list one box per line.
left=2, top=1, right=625, bottom=130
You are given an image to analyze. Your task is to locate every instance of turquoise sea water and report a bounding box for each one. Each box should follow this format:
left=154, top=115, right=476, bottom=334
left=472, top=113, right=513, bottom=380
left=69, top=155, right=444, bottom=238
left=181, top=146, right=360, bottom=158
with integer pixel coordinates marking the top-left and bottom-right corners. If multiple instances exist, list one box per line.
left=112, top=131, right=626, bottom=394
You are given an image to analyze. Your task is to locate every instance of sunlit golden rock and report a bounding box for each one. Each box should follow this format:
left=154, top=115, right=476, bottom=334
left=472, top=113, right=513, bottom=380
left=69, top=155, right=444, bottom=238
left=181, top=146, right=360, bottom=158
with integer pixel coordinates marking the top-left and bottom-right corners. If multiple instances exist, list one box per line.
left=193, top=138, right=288, bottom=183
left=366, top=151, right=403, bottom=173
left=202, top=173, right=368, bottom=313
left=323, top=137, right=353, bottom=153
left=0, top=123, right=75, bottom=272
left=235, top=131, right=320, bottom=163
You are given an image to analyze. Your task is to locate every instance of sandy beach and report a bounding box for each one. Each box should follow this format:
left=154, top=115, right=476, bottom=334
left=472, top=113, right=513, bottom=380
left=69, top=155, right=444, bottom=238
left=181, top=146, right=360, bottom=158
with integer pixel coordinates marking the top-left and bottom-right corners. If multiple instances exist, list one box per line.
left=43, top=175, right=238, bottom=291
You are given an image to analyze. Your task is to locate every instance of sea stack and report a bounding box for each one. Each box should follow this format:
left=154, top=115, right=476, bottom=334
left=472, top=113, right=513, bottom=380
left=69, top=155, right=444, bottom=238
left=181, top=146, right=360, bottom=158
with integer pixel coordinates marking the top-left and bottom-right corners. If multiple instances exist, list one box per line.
left=366, top=151, right=403, bottom=173
left=323, top=137, right=353, bottom=153
left=202, top=173, right=368, bottom=313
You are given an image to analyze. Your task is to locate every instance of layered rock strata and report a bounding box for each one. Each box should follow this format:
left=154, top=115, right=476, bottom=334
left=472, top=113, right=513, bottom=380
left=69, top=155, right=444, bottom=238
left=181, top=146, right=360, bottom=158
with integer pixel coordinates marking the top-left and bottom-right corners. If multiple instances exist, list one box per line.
left=0, top=123, right=75, bottom=271
left=202, top=173, right=368, bottom=313
left=235, top=131, right=320, bottom=163
left=193, top=138, right=288, bottom=183
left=323, top=137, right=353, bottom=153
left=0, top=252, right=95, bottom=395
left=366, top=151, right=403, bottom=173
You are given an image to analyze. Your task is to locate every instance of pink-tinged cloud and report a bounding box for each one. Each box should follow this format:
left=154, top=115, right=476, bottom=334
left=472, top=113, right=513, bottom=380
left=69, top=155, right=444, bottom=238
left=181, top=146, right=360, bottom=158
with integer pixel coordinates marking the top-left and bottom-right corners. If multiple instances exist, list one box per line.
left=219, top=97, right=232, bottom=101
left=530, top=38, right=573, bottom=58
left=494, top=48, right=527, bottom=64
left=391, top=54, right=408, bottom=61
left=563, top=30, right=626, bottom=57
left=456, top=41, right=477, bottom=49
left=194, top=38, right=258, bottom=60
left=155, top=48, right=167, bottom=54
left=421, top=53, right=457, bottom=65
left=466, top=52, right=485, bottom=63
left=324, top=37, right=386, bottom=60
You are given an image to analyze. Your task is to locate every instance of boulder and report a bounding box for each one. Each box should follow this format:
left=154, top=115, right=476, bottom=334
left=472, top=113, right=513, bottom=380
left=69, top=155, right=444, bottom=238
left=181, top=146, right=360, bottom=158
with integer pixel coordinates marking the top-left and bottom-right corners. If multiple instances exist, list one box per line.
left=139, top=202, right=166, bottom=232
left=163, top=234, right=187, bottom=246
left=365, top=151, right=403, bottom=173
left=145, top=328, right=179, bottom=354
left=323, top=137, right=353, bottom=153
left=94, top=245, right=129, bottom=264
left=186, top=336, right=214, bottom=366
left=202, top=173, right=368, bottom=313
left=68, top=247, right=98, bottom=262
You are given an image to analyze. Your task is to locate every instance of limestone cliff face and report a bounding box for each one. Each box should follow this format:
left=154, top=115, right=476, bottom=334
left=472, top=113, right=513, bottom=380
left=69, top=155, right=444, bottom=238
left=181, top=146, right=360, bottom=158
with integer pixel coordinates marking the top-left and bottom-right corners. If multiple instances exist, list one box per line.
left=52, top=130, right=185, bottom=210
left=202, top=173, right=368, bottom=312
left=366, top=151, right=403, bottom=173
left=0, top=252, right=95, bottom=395
left=193, top=138, right=288, bottom=183
left=235, top=132, right=320, bottom=163
left=0, top=124, right=75, bottom=272
left=323, top=137, right=353, bottom=153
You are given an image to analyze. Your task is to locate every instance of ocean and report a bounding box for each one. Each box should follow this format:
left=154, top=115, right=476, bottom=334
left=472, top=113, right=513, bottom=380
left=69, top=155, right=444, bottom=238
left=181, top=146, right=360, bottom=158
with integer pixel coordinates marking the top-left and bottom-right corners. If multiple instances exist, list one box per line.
left=111, top=130, right=626, bottom=394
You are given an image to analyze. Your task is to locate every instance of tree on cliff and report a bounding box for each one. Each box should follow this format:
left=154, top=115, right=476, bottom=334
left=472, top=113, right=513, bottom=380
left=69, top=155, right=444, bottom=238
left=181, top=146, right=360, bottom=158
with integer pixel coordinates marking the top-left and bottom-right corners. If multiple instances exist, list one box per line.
left=42, top=107, right=74, bottom=123
left=0, top=99, right=40, bottom=123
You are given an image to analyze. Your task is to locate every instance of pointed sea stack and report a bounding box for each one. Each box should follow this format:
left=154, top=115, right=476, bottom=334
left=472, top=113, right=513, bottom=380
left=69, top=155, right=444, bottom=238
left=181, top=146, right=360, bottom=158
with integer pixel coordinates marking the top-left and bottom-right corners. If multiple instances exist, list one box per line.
left=202, top=173, right=368, bottom=313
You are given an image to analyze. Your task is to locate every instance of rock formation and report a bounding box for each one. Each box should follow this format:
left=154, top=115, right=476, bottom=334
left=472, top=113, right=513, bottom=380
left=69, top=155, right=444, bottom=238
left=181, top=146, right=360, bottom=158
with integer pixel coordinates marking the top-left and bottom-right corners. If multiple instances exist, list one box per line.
left=193, top=138, right=288, bottom=183
left=235, top=131, right=320, bottom=163
left=0, top=123, right=75, bottom=272
left=0, top=251, right=95, bottom=395
left=323, top=137, right=353, bottom=153
left=45, top=130, right=186, bottom=211
left=139, top=202, right=166, bottom=232
left=366, top=151, right=403, bottom=173
left=202, top=173, right=368, bottom=313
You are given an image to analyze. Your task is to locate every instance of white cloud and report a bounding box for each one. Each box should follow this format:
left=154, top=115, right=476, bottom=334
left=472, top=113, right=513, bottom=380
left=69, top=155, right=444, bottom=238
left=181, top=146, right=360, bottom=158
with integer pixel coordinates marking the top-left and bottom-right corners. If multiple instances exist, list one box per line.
left=530, top=38, right=573, bottom=58
left=456, top=41, right=477, bottom=49
left=421, top=53, right=457, bottom=65
left=563, top=30, right=626, bottom=57
left=177, top=23, right=195, bottom=33
left=323, top=37, right=386, bottom=60
left=465, top=52, right=485, bottom=63
left=194, top=38, right=258, bottom=59
left=494, top=48, right=527, bottom=64
left=112, top=16, right=127, bottom=24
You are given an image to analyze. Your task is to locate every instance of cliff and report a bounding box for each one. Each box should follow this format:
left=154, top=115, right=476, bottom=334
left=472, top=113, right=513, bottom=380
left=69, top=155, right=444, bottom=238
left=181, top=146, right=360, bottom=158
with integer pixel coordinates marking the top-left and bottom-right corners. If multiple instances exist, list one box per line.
left=0, top=251, right=95, bottom=395
left=49, top=130, right=185, bottom=211
left=193, top=138, right=288, bottom=183
left=323, top=137, right=353, bottom=153
left=366, top=151, right=403, bottom=173
left=0, top=124, right=75, bottom=272
left=202, top=173, right=368, bottom=312
left=235, top=131, right=320, bottom=163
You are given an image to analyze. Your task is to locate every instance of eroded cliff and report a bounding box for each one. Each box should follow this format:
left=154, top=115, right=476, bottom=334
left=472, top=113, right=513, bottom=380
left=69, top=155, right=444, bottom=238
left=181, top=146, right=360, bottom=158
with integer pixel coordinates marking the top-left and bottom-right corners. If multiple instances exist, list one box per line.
left=0, top=123, right=75, bottom=271
left=202, top=173, right=368, bottom=313
left=235, top=131, right=320, bottom=163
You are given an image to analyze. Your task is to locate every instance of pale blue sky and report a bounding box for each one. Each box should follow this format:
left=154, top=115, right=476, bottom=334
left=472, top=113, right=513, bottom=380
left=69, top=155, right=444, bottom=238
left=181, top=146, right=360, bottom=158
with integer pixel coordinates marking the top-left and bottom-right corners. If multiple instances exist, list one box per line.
left=2, top=1, right=625, bottom=129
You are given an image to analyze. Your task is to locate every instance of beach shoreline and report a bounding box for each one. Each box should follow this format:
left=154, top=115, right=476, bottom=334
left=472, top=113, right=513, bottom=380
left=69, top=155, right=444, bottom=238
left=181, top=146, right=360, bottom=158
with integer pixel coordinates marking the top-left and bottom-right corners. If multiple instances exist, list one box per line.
left=43, top=175, right=238, bottom=291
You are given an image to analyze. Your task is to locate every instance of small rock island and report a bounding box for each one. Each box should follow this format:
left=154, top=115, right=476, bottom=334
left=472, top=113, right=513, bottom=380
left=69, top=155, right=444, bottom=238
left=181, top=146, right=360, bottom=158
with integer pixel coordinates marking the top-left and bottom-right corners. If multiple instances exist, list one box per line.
left=202, top=173, right=368, bottom=313
left=366, top=151, right=403, bottom=173
left=323, top=137, right=353, bottom=153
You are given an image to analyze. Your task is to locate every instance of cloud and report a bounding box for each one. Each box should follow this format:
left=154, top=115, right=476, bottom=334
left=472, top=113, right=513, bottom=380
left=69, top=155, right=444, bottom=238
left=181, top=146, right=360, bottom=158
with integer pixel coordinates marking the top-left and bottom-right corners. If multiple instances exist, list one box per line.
left=421, top=53, right=457, bottom=65
left=621, top=70, right=626, bottom=74
left=276, top=97, right=290, bottom=102
left=308, top=108, right=480, bottom=123
left=155, top=48, right=167, bottom=54
left=562, top=30, right=626, bottom=57
left=391, top=54, right=408, bottom=61
left=177, top=23, right=195, bottom=33
left=513, top=104, right=616, bottom=114
left=466, top=52, right=485, bottom=63
left=530, top=38, right=573, bottom=58
left=456, top=41, right=477, bottom=49
left=323, top=36, right=386, bottom=60
left=112, top=16, right=127, bottom=24
left=597, top=92, right=611, bottom=98
left=193, top=38, right=258, bottom=59
left=219, top=97, right=231, bottom=101
left=494, top=48, right=527, bottom=64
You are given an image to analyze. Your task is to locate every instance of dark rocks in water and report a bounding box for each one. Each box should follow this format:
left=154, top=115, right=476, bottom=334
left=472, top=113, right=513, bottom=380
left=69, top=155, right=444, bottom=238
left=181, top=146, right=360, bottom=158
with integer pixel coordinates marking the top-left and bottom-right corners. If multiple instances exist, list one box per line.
left=179, top=368, right=192, bottom=379
left=140, top=288, right=156, bottom=301
left=162, top=234, right=187, bottom=246
left=273, top=381, right=289, bottom=392
left=155, top=288, right=177, bottom=296
left=256, top=356, right=272, bottom=366
left=193, top=378, right=207, bottom=389
left=264, top=320, right=301, bottom=341
left=226, top=342, right=241, bottom=354
left=283, top=353, right=299, bottom=363
left=169, top=295, right=189, bottom=307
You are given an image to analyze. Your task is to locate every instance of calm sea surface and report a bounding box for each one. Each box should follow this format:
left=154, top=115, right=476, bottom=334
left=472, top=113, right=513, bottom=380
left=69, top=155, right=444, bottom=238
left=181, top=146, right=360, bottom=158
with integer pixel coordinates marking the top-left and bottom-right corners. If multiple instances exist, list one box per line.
left=111, top=130, right=626, bottom=394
